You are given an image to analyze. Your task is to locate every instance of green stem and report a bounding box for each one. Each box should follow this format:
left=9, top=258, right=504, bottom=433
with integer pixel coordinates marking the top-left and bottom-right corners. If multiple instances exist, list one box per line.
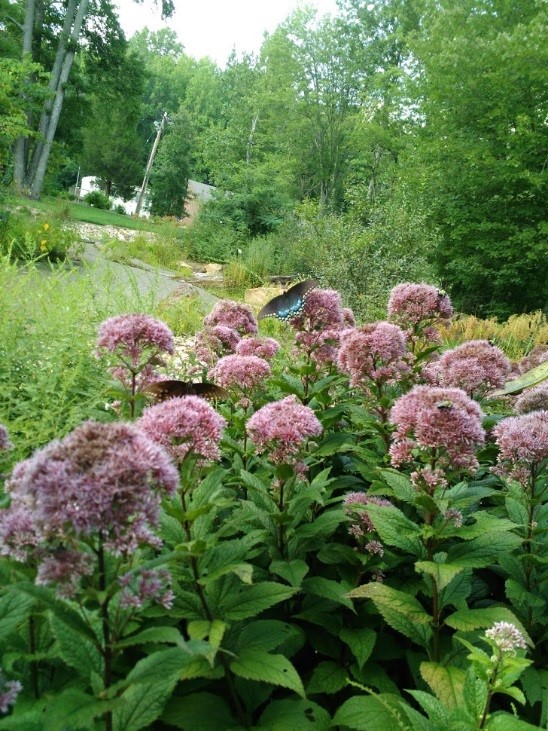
left=479, top=658, right=502, bottom=729
left=29, top=614, right=39, bottom=699
left=180, top=490, right=248, bottom=727
left=278, top=479, right=286, bottom=559
left=98, top=542, right=113, bottom=731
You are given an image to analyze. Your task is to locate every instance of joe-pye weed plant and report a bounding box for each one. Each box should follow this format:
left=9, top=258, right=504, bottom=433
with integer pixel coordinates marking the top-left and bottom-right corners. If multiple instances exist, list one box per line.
left=0, top=280, right=546, bottom=729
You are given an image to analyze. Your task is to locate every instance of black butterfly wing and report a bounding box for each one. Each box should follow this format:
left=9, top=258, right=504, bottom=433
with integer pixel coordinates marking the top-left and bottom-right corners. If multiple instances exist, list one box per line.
left=142, top=380, right=228, bottom=402
left=258, top=279, right=319, bottom=321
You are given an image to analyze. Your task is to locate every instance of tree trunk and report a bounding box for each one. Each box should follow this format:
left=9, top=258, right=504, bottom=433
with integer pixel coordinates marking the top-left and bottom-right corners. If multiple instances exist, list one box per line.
left=12, top=0, right=36, bottom=188
left=27, top=0, right=78, bottom=183
left=27, top=0, right=90, bottom=199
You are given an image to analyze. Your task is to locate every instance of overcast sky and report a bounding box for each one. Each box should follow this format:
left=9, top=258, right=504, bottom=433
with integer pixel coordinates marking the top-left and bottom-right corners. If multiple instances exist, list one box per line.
left=115, top=0, right=340, bottom=66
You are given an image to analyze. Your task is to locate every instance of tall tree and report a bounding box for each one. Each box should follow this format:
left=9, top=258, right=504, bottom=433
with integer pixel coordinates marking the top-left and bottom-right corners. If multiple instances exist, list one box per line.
left=405, top=0, right=548, bottom=316
left=149, top=107, right=194, bottom=218
left=80, top=50, right=146, bottom=197
left=10, top=0, right=173, bottom=199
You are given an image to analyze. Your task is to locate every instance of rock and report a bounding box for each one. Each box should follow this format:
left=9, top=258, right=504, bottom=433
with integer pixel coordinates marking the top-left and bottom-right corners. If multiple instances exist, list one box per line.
left=245, top=286, right=283, bottom=308
left=204, top=263, right=223, bottom=274
left=178, top=262, right=193, bottom=276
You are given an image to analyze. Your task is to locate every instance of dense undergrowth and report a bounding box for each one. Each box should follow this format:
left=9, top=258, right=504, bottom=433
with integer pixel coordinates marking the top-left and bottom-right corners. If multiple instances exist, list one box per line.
left=0, top=259, right=546, bottom=730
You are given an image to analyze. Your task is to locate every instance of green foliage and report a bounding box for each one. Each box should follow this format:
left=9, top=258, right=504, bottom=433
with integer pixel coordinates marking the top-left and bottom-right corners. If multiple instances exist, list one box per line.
left=0, top=209, right=77, bottom=262
left=83, top=190, right=111, bottom=210
left=149, top=108, right=193, bottom=218
left=0, top=57, right=47, bottom=173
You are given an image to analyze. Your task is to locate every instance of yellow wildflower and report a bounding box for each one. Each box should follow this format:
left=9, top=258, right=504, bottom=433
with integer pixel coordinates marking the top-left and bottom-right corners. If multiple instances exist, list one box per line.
left=43, top=223, right=50, bottom=231
left=40, top=239, right=48, bottom=251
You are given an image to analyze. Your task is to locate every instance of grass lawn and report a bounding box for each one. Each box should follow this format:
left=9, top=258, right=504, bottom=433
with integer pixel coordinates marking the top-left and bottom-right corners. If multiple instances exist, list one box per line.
left=8, top=195, right=158, bottom=231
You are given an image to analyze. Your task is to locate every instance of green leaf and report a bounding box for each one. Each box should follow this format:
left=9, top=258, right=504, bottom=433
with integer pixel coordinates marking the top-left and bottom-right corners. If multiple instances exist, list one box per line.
left=51, top=614, right=103, bottom=679
left=259, top=699, right=331, bottom=730
left=463, top=666, right=488, bottom=719
left=447, top=532, right=523, bottom=568
left=236, top=620, right=303, bottom=653
left=439, top=569, right=473, bottom=610
left=307, top=660, right=348, bottom=694
left=378, top=468, right=416, bottom=503
left=339, top=627, right=376, bottom=670
left=348, top=583, right=432, bottom=648
left=126, top=647, right=192, bottom=685
left=445, top=607, right=532, bottom=644
left=365, top=504, right=423, bottom=554
left=332, top=694, right=411, bottom=731
left=491, top=360, right=548, bottom=396
left=313, top=432, right=356, bottom=456
left=405, top=689, right=449, bottom=726
left=113, top=648, right=192, bottom=730
left=159, top=511, right=186, bottom=546
left=302, top=577, right=354, bottom=609
left=520, top=667, right=548, bottom=707
left=456, top=513, right=521, bottom=539
left=230, top=649, right=305, bottom=697
left=486, top=712, right=544, bottom=731
left=0, top=591, right=34, bottom=637
left=115, top=626, right=188, bottom=649
left=239, top=469, right=271, bottom=495
left=43, top=690, right=120, bottom=731
left=415, top=561, right=466, bottom=592
left=113, top=682, right=176, bottom=731
left=13, top=584, right=98, bottom=642
left=220, top=582, right=296, bottom=621
left=270, top=559, right=309, bottom=587
left=161, top=693, right=235, bottom=730
left=420, top=662, right=465, bottom=710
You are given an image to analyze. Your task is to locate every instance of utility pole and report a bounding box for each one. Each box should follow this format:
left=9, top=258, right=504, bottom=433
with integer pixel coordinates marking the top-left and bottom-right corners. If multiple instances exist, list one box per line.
left=135, top=112, right=167, bottom=217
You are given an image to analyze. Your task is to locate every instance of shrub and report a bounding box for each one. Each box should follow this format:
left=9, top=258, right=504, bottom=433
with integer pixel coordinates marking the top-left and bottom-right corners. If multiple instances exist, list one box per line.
left=83, top=190, right=111, bottom=209
left=0, top=210, right=77, bottom=261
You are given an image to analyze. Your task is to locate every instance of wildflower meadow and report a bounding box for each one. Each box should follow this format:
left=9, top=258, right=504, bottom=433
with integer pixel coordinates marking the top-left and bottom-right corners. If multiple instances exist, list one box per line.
left=0, top=281, right=547, bottom=731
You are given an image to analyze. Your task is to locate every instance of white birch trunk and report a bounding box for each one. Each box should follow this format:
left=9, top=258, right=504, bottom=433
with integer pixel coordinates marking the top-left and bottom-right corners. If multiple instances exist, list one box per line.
left=28, top=0, right=90, bottom=199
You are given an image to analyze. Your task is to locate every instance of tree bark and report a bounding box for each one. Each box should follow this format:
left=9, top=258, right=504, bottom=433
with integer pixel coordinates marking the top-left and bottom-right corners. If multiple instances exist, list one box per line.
left=12, top=0, right=36, bottom=188
left=28, top=0, right=90, bottom=199
left=27, top=0, right=78, bottom=183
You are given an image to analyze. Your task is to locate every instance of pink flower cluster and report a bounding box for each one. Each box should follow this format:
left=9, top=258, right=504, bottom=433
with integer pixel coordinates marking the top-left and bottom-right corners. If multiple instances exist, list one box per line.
left=515, top=345, right=548, bottom=375
left=119, top=567, right=174, bottom=610
left=204, top=300, right=258, bottom=336
left=343, top=491, right=392, bottom=539
left=515, top=383, right=548, bottom=415
left=290, top=289, right=345, bottom=332
left=0, top=670, right=22, bottom=715
left=96, top=314, right=174, bottom=361
left=138, top=395, right=226, bottom=465
left=194, top=325, right=241, bottom=366
left=236, top=336, right=280, bottom=360
left=289, top=289, right=354, bottom=367
left=208, top=354, right=271, bottom=392
left=337, top=322, right=412, bottom=390
left=389, top=386, right=485, bottom=472
left=0, top=421, right=178, bottom=595
left=96, top=314, right=174, bottom=391
left=387, top=283, right=453, bottom=344
left=423, top=340, right=510, bottom=397
left=485, top=622, right=527, bottom=653
left=492, top=410, right=548, bottom=487
left=0, top=424, right=12, bottom=452
left=246, top=395, right=323, bottom=465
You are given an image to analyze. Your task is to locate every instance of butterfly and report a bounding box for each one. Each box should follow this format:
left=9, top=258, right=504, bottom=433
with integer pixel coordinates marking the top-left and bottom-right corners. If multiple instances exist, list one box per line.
left=142, top=380, right=228, bottom=402
left=257, top=279, right=319, bottom=321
